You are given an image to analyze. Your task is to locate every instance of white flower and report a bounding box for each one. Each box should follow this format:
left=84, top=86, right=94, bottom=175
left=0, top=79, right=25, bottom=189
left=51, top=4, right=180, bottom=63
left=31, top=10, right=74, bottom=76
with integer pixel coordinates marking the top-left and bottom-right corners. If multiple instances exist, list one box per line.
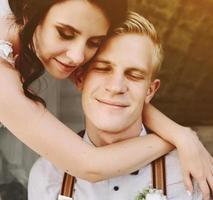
left=135, top=187, right=167, bottom=200
left=58, top=195, right=73, bottom=200
left=146, top=192, right=167, bottom=200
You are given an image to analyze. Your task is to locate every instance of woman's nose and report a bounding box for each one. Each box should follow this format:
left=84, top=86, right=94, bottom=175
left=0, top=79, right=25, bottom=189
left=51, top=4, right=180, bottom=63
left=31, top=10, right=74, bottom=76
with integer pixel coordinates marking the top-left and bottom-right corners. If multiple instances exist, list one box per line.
left=66, top=42, right=85, bottom=66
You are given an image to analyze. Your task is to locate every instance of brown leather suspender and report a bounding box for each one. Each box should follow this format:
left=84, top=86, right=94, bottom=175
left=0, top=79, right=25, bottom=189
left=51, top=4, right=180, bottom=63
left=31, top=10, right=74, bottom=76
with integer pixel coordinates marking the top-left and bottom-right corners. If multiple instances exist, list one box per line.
left=60, top=130, right=167, bottom=198
left=60, top=157, right=166, bottom=198
left=152, top=156, right=166, bottom=194
left=60, top=131, right=84, bottom=198
left=60, top=173, right=76, bottom=197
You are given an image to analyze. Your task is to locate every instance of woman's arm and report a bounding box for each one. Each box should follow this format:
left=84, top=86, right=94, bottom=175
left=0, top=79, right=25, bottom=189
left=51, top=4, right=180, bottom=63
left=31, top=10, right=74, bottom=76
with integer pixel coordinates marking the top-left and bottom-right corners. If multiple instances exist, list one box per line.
left=143, top=103, right=213, bottom=200
left=0, top=59, right=173, bottom=182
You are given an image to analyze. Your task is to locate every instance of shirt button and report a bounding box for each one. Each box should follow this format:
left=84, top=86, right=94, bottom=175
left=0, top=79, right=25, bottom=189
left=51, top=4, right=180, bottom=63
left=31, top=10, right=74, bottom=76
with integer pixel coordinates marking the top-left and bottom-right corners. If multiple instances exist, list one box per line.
left=113, top=186, right=119, bottom=191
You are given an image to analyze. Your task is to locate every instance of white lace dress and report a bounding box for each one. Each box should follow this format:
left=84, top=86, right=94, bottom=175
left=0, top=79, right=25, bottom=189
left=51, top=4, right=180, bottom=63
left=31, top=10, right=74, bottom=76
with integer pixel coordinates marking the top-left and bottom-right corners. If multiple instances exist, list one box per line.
left=0, top=0, right=12, bottom=129
left=0, top=0, right=60, bottom=187
left=0, top=38, right=38, bottom=186
left=0, top=40, right=14, bottom=129
left=0, top=0, right=37, bottom=187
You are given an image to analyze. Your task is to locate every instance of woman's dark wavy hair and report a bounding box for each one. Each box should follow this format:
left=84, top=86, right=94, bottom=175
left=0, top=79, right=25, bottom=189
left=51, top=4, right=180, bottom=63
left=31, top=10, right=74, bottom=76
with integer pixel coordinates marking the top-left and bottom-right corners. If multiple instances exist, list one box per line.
left=8, top=0, right=128, bottom=106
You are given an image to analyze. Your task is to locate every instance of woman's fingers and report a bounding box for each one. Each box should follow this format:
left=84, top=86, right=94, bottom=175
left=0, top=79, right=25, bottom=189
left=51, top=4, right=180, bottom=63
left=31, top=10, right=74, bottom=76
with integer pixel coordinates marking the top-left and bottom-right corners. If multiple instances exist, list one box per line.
left=183, top=171, right=193, bottom=195
left=193, top=149, right=213, bottom=199
left=198, top=179, right=210, bottom=200
left=207, top=173, right=213, bottom=194
left=177, top=130, right=213, bottom=199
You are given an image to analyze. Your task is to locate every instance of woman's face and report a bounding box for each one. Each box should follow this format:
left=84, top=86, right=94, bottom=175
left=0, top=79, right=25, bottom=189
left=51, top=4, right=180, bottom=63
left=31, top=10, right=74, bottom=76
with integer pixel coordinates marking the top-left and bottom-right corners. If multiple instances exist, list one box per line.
left=33, top=0, right=110, bottom=79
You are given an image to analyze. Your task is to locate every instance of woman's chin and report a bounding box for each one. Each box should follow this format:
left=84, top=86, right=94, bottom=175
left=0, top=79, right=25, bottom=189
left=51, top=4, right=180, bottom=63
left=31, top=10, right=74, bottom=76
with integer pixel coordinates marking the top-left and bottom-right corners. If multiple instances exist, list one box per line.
left=46, top=68, right=71, bottom=80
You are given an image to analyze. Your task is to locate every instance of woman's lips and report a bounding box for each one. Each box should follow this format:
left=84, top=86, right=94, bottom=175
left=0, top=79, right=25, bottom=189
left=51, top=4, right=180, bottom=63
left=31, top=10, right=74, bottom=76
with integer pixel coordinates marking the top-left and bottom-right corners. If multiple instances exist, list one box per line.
left=54, top=58, right=76, bottom=73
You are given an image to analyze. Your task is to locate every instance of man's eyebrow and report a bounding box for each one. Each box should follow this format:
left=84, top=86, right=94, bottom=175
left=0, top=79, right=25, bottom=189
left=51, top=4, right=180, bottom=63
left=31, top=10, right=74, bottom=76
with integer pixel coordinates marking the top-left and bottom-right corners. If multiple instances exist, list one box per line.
left=92, top=61, right=148, bottom=75
left=56, top=23, right=81, bottom=34
left=126, top=67, right=148, bottom=76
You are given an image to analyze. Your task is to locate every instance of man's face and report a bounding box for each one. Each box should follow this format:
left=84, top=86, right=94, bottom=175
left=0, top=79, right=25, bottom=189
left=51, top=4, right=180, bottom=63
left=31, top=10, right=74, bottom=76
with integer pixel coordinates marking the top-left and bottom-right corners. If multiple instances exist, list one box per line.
left=80, top=33, right=160, bottom=134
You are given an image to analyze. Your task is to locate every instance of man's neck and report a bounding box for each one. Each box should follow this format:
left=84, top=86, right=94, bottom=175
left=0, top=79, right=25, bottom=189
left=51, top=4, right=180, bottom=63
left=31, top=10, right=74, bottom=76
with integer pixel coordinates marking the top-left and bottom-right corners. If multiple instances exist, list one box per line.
left=85, top=119, right=143, bottom=147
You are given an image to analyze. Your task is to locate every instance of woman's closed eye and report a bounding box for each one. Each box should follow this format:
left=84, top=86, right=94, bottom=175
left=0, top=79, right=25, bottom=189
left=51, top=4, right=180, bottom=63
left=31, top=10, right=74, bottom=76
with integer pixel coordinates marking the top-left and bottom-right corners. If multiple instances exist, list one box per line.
left=56, top=27, right=75, bottom=40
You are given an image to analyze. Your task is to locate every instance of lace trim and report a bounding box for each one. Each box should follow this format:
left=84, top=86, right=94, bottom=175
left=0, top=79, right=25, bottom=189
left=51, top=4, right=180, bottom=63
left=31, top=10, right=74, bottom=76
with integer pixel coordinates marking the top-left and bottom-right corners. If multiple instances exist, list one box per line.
left=0, top=40, right=14, bottom=64
left=0, top=40, right=14, bottom=129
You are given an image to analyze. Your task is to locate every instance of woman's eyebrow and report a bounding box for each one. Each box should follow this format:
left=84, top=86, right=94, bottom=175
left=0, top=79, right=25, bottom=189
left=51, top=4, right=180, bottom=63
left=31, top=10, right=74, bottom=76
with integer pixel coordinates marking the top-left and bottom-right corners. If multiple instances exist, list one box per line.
left=56, top=23, right=107, bottom=38
left=90, top=35, right=106, bottom=40
left=56, top=23, right=81, bottom=34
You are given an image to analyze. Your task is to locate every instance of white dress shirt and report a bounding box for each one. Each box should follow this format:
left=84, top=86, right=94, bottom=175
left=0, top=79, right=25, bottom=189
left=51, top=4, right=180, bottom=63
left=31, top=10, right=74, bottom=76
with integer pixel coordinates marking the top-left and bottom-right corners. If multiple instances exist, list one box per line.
left=28, top=126, right=202, bottom=200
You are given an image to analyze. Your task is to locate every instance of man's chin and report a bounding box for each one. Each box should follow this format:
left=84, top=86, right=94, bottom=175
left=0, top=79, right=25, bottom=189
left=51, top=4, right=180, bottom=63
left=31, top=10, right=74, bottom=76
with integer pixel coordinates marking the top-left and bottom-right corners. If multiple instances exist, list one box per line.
left=95, top=122, right=126, bottom=134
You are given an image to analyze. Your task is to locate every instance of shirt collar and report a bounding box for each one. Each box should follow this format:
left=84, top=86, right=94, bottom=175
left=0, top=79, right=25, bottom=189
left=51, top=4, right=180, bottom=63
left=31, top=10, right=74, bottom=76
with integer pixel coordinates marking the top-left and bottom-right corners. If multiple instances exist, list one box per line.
left=83, top=124, right=147, bottom=176
left=84, top=124, right=147, bottom=145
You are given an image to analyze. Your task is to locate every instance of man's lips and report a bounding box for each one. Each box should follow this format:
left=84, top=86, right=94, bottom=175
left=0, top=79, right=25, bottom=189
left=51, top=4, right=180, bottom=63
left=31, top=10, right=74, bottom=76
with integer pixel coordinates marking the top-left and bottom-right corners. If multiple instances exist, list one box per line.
left=96, top=98, right=129, bottom=108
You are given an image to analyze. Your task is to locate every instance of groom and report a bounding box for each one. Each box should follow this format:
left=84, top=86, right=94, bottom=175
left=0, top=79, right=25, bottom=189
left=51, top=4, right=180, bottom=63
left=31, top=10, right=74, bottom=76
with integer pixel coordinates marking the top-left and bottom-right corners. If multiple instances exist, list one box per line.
left=28, top=12, right=202, bottom=200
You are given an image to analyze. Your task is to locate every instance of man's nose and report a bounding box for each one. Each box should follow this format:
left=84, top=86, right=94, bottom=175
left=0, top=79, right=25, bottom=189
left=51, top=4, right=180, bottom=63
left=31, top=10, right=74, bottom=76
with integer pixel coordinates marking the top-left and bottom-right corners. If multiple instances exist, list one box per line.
left=66, top=42, right=85, bottom=66
left=105, top=74, right=128, bottom=95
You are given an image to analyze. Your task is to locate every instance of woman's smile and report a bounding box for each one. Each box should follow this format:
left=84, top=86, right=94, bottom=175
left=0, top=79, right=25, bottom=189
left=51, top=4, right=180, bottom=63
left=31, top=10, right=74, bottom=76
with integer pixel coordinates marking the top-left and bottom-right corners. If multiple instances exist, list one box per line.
left=54, top=58, right=77, bottom=74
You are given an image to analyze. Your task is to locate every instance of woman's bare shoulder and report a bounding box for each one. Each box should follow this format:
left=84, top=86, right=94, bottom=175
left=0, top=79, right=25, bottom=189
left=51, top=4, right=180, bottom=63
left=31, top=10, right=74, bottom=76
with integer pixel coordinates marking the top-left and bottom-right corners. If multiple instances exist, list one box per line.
left=0, top=16, right=15, bottom=41
left=0, top=58, right=22, bottom=94
left=0, top=57, right=18, bottom=75
left=0, top=11, right=20, bottom=52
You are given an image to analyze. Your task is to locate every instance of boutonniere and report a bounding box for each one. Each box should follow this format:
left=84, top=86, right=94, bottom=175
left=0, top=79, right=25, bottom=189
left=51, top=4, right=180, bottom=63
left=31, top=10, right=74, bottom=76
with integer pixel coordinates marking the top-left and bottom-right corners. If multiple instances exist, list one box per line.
left=135, top=187, right=167, bottom=200
left=58, top=195, right=72, bottom=200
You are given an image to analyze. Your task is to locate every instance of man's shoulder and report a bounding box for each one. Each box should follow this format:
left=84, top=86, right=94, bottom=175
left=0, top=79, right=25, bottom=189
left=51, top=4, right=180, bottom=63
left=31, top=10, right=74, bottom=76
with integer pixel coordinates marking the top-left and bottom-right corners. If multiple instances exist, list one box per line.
left=28, top=157, right=64, bottom=200
left=29, top=157, right=63, bottom=183
left=165, top=150, right=179, bottom=165
left=165, top=150, right=202, bottom=199
left=165, top=150, right=183, bottom=183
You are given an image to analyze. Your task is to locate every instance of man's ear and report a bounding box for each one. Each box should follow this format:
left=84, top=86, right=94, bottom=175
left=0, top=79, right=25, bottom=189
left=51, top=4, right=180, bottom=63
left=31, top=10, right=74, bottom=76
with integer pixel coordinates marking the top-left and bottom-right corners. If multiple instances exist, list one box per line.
left=69, top=69, right=85, bottom=91
left=75, top=75, right=84, bottom=91
left=145, top=79, right=160, bottom=103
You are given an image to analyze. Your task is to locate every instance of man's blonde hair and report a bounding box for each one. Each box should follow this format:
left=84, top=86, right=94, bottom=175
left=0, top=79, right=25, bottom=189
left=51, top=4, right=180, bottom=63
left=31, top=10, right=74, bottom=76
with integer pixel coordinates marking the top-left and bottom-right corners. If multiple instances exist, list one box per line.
left=110, top=11, right=163, bottom=79
left=71, top=11, right=163, bottom=84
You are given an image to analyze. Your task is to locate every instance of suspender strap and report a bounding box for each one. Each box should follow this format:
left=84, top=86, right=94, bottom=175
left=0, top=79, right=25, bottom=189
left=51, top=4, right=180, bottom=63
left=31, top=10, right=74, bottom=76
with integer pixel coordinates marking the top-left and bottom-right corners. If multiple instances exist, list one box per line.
left=61, top=158, right=167, bottom=197
left=60, top=130, right=167, bottom=197
left=60, top=173, right=75, bottom=197
left=152, top=156, right=166, bottom=195
left=146, top=126, right=166, bottom=195
left=60, top=130, right=84, bottom=197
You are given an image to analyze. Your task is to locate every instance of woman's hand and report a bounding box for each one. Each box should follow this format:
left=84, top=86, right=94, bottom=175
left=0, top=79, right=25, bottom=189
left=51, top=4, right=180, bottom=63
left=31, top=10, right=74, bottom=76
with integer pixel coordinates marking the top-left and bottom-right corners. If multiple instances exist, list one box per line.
left=143, top=104, right=213, bottom=199
left=176, top=127, right=213, bottom=200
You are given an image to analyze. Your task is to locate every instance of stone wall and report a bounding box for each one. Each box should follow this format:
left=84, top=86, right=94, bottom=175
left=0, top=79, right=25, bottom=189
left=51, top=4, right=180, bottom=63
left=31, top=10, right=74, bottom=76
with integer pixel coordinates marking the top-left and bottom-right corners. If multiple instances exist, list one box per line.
left=129, top=0, right=213, bottom=126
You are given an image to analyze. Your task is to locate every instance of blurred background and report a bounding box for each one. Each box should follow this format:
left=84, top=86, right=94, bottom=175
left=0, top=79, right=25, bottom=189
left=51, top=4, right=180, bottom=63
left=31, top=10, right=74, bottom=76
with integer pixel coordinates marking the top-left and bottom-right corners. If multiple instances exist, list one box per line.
left=130, top=0, right=213, bottom=126
left=0, top=0, right=212, bottom=199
